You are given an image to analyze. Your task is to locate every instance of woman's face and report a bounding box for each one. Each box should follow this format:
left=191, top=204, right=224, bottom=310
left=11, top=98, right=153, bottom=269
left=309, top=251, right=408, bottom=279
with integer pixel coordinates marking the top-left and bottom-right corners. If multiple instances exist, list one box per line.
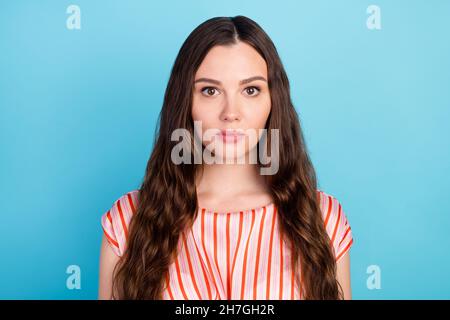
left=192, top=41, right=271, bottom=162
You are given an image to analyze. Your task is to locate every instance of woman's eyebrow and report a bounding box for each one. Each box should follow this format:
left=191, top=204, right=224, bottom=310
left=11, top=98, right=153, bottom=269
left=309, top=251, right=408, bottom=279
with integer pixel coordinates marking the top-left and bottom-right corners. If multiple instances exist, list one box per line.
left=194, top=76, right=267, bottom=85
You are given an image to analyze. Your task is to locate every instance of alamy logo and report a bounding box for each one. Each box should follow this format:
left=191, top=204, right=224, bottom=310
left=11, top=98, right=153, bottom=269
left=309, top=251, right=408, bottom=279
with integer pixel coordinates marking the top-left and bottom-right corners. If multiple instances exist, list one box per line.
left=367, top=5, right=382, bottom=30
left=366, top=264, right=382, bottom=290
left=66, top=265, right=81, bottom=290
left=66, top=5, right=81, bottom=30
left=170, top=121, right=280, bottom=175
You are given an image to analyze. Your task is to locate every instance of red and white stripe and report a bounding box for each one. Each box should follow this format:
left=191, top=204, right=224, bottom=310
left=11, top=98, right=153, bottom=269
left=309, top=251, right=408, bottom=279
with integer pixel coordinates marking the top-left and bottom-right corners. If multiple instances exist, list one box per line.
left=101, top=189, right=353, bottom=300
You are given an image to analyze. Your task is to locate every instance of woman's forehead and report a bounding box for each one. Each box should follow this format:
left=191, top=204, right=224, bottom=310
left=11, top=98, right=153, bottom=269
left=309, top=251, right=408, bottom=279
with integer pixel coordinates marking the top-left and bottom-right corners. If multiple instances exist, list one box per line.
left=195, top=42, right=267, bottom=80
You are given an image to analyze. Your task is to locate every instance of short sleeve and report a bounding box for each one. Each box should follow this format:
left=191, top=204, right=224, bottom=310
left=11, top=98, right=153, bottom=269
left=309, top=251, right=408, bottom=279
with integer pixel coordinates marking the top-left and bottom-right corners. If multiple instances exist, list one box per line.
left=318, top=190, right=354, bottom=263
left=100, top=190, right=139, bottom=257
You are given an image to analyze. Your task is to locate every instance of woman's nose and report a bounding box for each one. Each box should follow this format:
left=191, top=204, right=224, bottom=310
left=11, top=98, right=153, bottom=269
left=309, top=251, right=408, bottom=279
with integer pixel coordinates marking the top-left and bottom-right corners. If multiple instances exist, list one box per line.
left=220, top=96, right=241, bottom=122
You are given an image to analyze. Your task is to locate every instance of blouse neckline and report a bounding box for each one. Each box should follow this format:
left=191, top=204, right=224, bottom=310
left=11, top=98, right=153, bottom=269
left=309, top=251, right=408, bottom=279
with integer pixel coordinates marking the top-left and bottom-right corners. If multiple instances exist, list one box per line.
left=199, top=201, right=275, bottom=215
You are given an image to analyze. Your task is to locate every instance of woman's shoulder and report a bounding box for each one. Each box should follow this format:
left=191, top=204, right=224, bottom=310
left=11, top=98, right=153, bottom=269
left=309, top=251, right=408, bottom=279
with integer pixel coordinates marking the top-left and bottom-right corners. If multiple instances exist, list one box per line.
left=316, top=189, right=354, bottom=262
left=316, top=189, right=345, bottom=216
left=100, top=189, right=140, bottom=257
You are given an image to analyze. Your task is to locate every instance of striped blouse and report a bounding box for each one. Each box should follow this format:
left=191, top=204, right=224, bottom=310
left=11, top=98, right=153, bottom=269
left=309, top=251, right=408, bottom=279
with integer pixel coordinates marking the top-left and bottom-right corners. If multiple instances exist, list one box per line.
left=101, top=189, right=354, bottom=300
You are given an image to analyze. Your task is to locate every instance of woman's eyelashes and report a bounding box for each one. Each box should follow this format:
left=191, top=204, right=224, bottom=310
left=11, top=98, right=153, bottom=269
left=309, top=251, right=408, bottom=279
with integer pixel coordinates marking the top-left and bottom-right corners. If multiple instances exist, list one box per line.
left=200, top=86, right=261, bottom=97
left=244, top=86, right=261, bottom=97
left=200, top=87, right=220, bottom=97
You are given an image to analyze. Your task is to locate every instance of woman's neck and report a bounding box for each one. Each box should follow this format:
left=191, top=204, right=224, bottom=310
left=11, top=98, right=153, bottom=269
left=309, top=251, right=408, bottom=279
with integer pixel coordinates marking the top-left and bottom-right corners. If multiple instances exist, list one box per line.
left=195, top=162, right=272, bottom=208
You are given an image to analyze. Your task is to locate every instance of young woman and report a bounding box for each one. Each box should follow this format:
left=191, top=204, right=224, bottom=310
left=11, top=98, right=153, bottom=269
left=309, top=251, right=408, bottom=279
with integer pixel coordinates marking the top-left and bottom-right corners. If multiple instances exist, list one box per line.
left=98, top=15, right=354, bottom=300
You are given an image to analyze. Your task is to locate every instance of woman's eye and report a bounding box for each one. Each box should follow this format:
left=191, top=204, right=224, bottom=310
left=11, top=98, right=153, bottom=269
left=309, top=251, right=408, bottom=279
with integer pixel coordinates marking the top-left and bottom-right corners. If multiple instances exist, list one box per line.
left=201, top=87, right=219, bottom=97
left=244, top=86, right=261, bottom=97
left=200, top=86, right=260, bottom=97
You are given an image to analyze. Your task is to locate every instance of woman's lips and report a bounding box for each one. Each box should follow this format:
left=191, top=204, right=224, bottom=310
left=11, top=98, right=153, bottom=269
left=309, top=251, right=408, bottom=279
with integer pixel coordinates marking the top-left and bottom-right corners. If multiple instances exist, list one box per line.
left=215, top=130, right=245, bottom=144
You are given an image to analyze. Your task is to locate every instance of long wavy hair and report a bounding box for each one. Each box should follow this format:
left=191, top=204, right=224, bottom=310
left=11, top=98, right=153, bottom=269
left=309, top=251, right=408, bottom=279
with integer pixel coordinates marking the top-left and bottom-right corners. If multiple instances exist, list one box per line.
left=111, top=15, right=344, bottom=300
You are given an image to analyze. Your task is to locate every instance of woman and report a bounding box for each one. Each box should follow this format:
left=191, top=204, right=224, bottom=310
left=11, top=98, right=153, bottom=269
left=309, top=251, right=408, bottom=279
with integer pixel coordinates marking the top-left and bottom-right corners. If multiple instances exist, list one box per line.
left=98, top=15, right=354, bottom=300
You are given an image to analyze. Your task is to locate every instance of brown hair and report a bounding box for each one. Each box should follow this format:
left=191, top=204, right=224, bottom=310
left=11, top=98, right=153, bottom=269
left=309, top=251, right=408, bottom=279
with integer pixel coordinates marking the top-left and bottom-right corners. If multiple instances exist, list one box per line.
left=111, top=15, right=343, bottom=300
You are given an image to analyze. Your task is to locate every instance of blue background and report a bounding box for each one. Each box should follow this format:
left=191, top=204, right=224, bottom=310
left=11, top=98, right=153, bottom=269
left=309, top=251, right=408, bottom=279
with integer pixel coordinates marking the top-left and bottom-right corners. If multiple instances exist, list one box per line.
left=1, top=0, right=449, bottom=299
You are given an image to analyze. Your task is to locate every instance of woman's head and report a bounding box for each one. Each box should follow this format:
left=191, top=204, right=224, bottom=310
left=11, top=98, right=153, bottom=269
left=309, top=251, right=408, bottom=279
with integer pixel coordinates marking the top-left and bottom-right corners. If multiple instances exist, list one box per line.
left=192, top=41, right=271, bottom=161
left=158, top=15, right=295, bottom=168
left=112, top=15, right=343, bottom=300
